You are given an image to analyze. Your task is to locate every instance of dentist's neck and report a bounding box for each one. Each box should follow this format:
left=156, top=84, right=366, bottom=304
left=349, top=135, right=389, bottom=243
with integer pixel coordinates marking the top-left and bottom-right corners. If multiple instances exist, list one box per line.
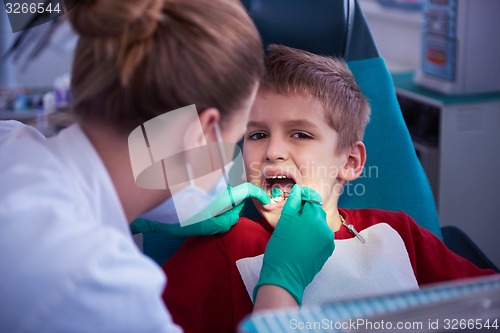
left=81, top=122, right=171, bottom=222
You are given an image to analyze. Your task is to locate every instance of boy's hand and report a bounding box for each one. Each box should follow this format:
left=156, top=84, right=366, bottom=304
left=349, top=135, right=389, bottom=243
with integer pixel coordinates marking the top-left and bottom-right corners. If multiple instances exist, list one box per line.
left=253, top=184, right=334, bottom=306
left=130, top=182, right=270, bottom=237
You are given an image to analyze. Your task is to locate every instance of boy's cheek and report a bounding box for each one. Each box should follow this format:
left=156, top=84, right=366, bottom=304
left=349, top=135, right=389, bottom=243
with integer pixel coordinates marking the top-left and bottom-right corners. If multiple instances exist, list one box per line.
left=247, top=178, right=261, bottom=189
left=300, top=180, right=333, bottom=202
left=244, top=165, right=261, bottom=182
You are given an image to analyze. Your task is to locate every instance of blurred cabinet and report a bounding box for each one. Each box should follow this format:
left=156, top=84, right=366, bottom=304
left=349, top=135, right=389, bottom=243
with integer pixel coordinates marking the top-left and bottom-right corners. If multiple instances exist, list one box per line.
left=393, top=72, right=500, bottom=269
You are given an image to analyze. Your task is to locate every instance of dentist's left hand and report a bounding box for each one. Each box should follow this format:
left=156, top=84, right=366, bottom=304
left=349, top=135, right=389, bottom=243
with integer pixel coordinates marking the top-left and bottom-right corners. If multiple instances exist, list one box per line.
left=130, top=182, right=270, bottom=236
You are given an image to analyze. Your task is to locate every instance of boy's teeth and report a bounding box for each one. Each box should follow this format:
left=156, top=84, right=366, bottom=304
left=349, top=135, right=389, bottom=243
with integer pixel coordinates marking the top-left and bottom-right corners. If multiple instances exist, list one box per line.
left=271, top=196, right=284, bottom=203
left=267, top=176, right=289, bottom=179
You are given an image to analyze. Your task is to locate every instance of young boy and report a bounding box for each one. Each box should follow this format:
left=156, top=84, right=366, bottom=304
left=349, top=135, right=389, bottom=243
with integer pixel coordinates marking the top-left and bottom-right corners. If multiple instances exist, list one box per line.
left=161, top=45, right=495, bottom=333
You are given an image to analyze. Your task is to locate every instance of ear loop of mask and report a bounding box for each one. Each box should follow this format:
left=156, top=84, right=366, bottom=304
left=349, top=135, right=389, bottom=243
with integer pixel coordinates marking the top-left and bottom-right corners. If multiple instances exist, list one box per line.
left=214, top=122, right=236, bottom=208
left=183, top=122, right=198, bottom=188
left=182, top=121, right=235, bottom=208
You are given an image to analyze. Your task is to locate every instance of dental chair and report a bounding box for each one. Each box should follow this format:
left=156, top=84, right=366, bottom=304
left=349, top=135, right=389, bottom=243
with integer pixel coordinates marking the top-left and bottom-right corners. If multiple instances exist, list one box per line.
left=140, top=0, right=498, bottom=272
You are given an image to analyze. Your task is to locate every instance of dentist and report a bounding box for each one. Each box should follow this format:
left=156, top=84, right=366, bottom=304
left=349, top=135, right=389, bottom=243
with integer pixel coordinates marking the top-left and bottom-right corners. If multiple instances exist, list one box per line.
left=0, top=0, right=334, bottom=332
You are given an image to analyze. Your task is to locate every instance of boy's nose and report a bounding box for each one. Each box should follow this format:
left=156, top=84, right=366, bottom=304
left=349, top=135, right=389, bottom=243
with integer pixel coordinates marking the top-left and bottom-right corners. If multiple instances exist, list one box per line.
left=265, top=138, right=289, bottom=162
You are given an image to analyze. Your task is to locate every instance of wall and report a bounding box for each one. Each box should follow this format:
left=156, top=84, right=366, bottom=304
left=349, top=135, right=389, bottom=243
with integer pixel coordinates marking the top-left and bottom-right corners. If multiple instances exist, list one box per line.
left=359, top=0, right=423, bottom=71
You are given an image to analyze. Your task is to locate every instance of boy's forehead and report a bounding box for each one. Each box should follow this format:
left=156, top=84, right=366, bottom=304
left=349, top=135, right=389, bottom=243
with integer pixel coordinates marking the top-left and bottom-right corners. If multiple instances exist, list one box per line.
left=250, top=91, right=327, bottom=124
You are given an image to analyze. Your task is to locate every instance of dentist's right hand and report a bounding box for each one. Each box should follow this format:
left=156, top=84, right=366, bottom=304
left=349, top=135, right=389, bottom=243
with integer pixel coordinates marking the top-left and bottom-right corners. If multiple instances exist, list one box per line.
left=253, top=184, right=335, bottom=306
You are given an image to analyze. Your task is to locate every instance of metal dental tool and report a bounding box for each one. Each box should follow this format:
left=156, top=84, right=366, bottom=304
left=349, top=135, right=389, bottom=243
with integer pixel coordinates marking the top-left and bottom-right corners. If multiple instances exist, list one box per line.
left=340, top=214, right=366, bottom=243
left=271, top=187, right=289, bottom=202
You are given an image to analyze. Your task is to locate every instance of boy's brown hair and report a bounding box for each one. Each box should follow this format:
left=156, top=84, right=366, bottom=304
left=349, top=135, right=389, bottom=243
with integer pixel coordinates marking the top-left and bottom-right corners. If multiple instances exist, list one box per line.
left=260, top=44, right=370, bottom=150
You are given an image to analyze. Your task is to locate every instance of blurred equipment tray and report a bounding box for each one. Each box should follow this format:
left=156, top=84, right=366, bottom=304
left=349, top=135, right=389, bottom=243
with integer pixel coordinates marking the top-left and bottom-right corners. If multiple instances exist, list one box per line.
left=239, top=275, right=500, bottom=333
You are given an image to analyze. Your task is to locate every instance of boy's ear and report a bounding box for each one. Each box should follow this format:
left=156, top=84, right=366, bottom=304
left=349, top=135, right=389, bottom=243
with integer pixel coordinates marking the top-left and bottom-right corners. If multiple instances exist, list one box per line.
left=339, top=141, right=366, bottom=181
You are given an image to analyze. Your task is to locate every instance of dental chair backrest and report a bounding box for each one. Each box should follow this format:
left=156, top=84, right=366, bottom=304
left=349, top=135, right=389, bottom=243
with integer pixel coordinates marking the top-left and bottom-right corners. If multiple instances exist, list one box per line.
left=240, top=0, right=442, bottom=238
left=141, top=0, right=442, bottom=267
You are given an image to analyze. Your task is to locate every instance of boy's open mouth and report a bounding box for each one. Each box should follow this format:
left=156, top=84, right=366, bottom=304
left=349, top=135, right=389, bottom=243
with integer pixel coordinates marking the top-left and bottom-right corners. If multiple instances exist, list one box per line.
left=262, top=173, right=296, bottom=203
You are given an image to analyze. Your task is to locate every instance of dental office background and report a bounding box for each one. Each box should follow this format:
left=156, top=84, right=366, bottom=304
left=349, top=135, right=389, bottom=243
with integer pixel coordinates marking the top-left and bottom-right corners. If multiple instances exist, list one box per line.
left=1, top=0, right=500, bottom=268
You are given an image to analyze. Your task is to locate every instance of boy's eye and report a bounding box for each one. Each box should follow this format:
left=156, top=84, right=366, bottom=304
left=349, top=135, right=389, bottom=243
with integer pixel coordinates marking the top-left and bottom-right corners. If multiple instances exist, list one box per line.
left=291, top=132, right=313, bottom=139
left=248, top=132, right=268, bottom=140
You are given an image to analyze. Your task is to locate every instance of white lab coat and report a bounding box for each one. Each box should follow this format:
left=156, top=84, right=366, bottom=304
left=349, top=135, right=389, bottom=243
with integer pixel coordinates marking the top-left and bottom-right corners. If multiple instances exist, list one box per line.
left=0, top=121, right=182, bottom=333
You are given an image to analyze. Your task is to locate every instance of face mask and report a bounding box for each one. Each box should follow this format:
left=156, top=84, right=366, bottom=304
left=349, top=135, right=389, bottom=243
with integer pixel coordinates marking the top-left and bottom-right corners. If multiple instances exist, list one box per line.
left=139, top=122, right=244, bottom=225
left=139, top=164, right=231, bottom=224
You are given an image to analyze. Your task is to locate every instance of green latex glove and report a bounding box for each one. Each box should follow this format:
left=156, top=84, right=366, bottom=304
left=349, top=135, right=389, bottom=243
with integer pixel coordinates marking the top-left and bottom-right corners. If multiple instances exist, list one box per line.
left=130, top=182, right=270, bottom=237
left=253, top=184, right=335, bottom=306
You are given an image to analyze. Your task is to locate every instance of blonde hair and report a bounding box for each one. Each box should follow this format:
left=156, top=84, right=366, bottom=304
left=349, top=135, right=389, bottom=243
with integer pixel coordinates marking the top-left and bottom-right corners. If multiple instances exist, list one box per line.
left=260, top=44, right=370, bottom=150
left=68, top=0, right=264, bottom=134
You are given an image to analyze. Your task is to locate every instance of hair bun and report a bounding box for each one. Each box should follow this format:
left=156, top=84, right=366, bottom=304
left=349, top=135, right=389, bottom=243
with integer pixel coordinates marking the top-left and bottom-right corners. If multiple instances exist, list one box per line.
left=68, top=0, right=164, bottom=40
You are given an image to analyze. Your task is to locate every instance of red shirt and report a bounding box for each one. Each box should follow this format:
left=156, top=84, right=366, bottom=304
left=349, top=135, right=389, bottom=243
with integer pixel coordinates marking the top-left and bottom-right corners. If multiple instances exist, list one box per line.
left=162, top=208, right=495, bottom=333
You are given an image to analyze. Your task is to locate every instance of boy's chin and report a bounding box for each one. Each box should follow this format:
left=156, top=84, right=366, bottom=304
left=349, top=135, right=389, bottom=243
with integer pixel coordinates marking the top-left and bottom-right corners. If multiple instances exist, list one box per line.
left=256, top=202, right=285, bottom=229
